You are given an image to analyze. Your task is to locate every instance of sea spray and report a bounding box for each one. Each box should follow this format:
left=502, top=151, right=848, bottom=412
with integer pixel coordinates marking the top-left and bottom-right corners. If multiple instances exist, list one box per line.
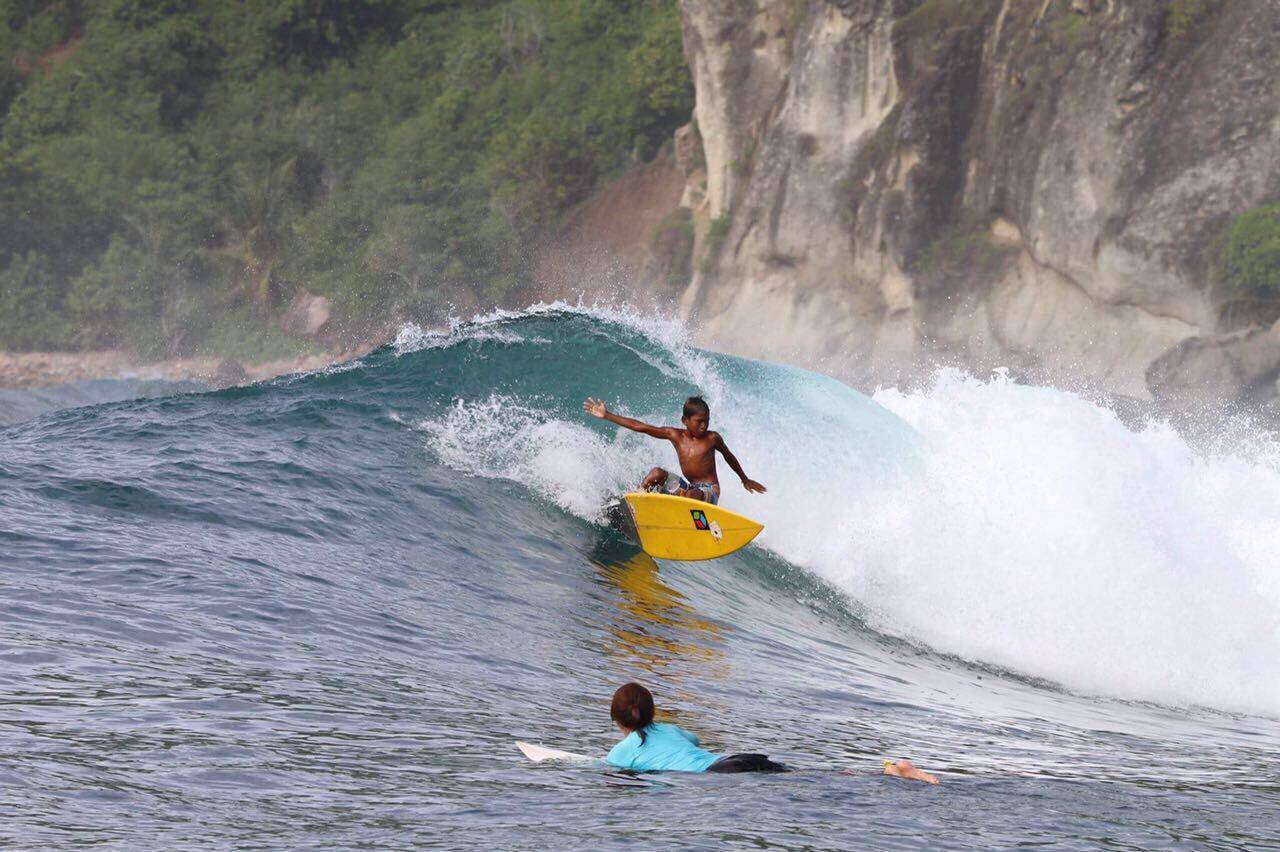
left=419, top=395, right=639, bottom=518
left=848, top=370, right=1280, bottom=715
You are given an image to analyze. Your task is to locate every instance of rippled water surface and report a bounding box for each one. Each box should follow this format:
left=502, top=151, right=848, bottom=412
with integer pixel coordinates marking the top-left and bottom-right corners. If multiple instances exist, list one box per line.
left=3, top=307, right=1278, bottom=849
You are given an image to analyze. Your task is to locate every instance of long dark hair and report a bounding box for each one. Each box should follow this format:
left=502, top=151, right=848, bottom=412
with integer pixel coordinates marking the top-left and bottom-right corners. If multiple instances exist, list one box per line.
left=611, top=682, right=655, bottom=744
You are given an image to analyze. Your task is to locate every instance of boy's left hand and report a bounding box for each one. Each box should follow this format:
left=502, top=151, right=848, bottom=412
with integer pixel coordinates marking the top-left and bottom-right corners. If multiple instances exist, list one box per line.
left=742, top=478, right=767, bottom=494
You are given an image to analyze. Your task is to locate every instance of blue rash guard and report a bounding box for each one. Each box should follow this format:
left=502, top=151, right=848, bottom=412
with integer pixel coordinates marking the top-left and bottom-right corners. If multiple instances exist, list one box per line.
left=606, top=722, right=720, bottom=773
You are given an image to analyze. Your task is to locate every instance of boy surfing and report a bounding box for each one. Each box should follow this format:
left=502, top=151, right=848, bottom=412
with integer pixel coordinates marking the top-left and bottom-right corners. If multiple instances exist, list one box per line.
left=583, top=395, right=766, bottom=504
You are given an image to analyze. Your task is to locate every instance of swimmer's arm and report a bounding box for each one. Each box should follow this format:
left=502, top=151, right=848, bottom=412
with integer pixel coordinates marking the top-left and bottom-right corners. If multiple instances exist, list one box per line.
left=584, top=398, right=675, bottom=439
left=714, top=433, right=767, bottom=493
left=605, top=741, right=632, bottom=769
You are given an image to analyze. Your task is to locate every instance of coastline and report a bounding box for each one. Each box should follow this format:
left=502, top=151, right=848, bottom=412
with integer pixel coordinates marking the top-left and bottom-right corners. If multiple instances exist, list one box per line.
left=0, top=345, right=378, bottom=391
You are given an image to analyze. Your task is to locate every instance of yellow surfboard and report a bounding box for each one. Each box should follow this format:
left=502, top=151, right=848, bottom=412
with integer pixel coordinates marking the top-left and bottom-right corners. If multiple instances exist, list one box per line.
left=620, top=492, right=764, bottom=561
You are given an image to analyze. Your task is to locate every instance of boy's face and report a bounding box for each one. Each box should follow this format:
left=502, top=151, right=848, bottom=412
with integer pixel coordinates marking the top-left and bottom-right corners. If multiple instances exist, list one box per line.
left=682, top=411, right=710, bottom=437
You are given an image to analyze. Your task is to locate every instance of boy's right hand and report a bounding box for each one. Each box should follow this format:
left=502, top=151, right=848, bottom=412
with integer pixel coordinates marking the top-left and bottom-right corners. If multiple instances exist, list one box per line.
left=583, top=397, right=608, bottom=419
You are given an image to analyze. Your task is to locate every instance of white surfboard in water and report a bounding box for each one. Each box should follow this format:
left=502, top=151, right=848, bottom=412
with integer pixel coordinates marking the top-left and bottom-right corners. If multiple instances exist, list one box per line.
left=516, top=741, right=597, bottom=763
left=517, top=741, right=681, bottom=787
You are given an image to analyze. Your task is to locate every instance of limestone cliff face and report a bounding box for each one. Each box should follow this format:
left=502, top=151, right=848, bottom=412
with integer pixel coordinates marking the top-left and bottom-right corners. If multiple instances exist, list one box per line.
left=673, top=0, right=1280, bottom=402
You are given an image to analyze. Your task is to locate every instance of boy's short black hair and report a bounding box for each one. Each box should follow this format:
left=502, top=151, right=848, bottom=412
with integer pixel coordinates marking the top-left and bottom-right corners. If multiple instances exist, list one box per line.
left=682, top=396, right=710, bottom=419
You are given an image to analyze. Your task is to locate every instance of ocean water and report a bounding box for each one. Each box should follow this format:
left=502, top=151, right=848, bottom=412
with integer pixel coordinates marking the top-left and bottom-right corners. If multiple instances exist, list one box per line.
left=0, top=377, right=205, bottom=427
left=2, top=305, right=1277, bottom=850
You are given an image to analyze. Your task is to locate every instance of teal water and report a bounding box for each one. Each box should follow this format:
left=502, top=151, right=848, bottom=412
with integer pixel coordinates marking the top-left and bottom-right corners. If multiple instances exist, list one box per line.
left=2, top=305, right=1277, bottom=849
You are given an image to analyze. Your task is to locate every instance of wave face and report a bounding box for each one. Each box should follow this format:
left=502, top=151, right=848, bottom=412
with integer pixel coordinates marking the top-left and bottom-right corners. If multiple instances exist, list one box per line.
left=406, top=309, right=1280, bottom=717
left=3, top=304, right=1278, bottom=849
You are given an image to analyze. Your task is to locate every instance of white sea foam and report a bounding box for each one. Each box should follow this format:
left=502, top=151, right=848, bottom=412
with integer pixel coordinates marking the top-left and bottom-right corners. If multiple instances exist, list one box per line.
left=413, top=306, right=1280, bottom=717
left=726, top=367, right=1280, bottom=717
left=418, top=395, right=660, bottom=519
left=839, top=370, right=1280, bottom=717
left=392, top=323, right=527, bottom=354
left=391, top=299, right=694, bottom=358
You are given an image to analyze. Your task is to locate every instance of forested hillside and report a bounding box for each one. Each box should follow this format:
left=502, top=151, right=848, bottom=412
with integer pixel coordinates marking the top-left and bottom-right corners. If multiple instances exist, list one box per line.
left=0, top=0, right=691, bottom=357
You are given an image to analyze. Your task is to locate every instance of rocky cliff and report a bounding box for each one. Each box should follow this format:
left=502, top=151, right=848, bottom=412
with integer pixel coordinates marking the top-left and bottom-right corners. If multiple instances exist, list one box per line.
left=549, top=0, right=1280, bottom=407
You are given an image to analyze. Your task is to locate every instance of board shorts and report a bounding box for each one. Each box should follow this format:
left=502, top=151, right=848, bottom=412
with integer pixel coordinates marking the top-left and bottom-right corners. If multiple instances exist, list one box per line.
left=707, top=753, right=788, bottom=773
left=661, top=477, right=718, bottom=505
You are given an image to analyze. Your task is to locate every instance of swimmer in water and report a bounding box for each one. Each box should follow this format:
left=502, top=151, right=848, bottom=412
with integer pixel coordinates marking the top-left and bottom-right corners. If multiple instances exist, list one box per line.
left=606, top=682, right=939, bottom=783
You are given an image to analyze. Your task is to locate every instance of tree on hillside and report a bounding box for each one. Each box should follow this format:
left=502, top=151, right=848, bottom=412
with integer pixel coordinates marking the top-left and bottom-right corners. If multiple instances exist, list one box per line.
left=0, top=0, right=693, bottom=356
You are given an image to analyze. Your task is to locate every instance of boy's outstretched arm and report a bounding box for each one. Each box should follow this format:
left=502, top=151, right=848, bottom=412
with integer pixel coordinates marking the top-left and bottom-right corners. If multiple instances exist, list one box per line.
left=584, top=398, right=675, bottom=440
left=714, top=434, right=767, bottom=493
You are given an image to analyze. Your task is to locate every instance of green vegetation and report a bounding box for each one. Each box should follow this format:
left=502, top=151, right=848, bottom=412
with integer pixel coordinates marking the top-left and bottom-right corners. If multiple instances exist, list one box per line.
left=1166, top=0, right=1226, bottom=40
left=194, top=306, right=324, bottom=363
left=1217, top=204, right=1280, bottom=309
left=894, top=0, right=991, bottom=80
left=0, top=0, right=692, bottom=358
left=911, top=226, right=1015, bottom=292
left=895, top=0, right=962, bottom=32
left=784, top=0, right=808, bottom=36
left=1048, top=7, right=1089, bottom=45
left=700, top=212, right=732, bottom=276
left=650, top=207, right=693, bottom=288
left=1000, top=0, right=1102, bottom=127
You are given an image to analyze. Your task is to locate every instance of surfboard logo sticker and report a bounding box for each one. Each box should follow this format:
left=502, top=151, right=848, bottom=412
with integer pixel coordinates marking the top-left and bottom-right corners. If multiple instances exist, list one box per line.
left=690, top=509, right=709, bottom=531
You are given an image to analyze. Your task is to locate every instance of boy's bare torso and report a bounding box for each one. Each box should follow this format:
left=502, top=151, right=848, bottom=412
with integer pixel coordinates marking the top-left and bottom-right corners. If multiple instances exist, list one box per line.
left=670, top=429, right=720, bottom=486
left=582, top=396, right=766, bottom=502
